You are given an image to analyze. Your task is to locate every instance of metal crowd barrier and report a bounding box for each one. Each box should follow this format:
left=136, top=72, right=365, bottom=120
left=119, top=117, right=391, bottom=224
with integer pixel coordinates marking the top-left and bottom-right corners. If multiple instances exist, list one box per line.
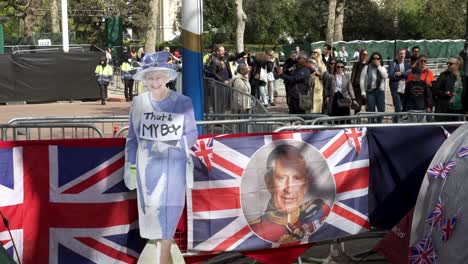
left=309, top=112, right=468, bottom=125
left=205, top=113, right=328, bottom=120
left=275, top=121, right=467, bottom=132
left=7, top=116, right=129, bottom=139
left=114, top=117, right=307, bottom=138
left=0, top=124, right=103, bottom=141
left=204, top=77, right=269, bottom=115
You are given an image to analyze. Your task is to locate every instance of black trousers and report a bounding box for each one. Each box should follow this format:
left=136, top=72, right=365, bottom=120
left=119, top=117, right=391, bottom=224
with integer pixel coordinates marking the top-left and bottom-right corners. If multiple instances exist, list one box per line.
left=124, top=80, right=135, bottom=101
left=288, top=97, right=305, bottom=114
left=98, top=83, right=109, bottom=103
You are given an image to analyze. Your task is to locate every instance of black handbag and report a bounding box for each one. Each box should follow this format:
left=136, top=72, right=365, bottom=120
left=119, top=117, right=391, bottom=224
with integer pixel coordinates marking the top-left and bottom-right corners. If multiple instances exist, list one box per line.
left=336, top=92, right=352, bottom=108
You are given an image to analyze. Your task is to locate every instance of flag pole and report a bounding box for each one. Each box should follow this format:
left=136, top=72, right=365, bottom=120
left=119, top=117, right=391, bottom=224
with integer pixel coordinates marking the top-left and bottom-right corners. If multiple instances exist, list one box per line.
left=0, top=211, right=21, bottom=264
left=182, top=0, right=204, bottom=134
left=61, top=0, right=69, bottom=53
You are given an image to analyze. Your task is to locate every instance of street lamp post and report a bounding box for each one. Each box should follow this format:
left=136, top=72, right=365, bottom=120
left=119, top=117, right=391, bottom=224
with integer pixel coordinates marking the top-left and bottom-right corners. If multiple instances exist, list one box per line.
left=393, top=16, right=399, bottom=59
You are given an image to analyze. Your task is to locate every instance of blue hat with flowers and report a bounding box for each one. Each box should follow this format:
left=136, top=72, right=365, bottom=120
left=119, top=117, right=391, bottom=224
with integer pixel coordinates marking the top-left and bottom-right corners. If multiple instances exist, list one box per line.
left=132, top=51, right=178, bottom=81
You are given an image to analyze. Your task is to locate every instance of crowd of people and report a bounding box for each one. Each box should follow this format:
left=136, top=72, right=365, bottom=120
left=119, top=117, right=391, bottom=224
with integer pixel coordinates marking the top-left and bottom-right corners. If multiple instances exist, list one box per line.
left=96, top=46, right=182, bottom=104
left=204, top=44, right=468, bottom=121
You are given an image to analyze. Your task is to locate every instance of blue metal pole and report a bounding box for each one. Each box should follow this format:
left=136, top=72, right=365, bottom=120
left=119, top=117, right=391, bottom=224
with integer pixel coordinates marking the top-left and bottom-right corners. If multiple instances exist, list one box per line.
left=182, top=0, right=204, bottom=134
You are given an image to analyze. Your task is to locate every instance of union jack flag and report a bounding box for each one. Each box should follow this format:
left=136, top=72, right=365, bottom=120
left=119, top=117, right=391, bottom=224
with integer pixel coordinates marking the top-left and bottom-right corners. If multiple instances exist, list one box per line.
left=187, top=129, right=370, bottom=251
left=426, top=197, right=443, bottom=229
left=458, top=146, right=468, bottom=158
left=440, top=216, right=457, bottom=242
left=193, top=138, right=214, bottom=172
left=427, top=161, right=456, bottom=179
left=409, top=237, right=437, bottom=264
left=0, top=140, right=145, bottom=263
left=345, top=128, right=364, bottom=155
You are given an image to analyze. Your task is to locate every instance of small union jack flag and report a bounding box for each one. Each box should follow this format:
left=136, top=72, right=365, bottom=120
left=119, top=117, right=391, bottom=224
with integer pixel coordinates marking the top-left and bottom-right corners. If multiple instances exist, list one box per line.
left=426, top=197, right=443, bottom=229
left=458, top=146, right=468, bottom=158
left=409, top=237, right=438, bottom=264
left=345, top=128, right=365, bottom=155
left=427, top=161, right=456, bottom=179
left=440, top=216, right=457, bottom=242
left=192, top=138, right=214, bottom=171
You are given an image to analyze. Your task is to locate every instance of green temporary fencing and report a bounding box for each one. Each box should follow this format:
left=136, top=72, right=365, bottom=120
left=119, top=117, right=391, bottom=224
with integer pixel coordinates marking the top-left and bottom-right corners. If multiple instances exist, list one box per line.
left=284, top=39, right=465, bottom=61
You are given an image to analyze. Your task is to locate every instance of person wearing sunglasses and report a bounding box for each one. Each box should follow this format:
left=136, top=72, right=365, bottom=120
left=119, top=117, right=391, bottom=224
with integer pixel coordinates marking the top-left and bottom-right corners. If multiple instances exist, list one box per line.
left=432, top=56, right=468, bottom=120
left=407, top=55, right=435, bottom=87
left=359, top=52, right=388, bottom=121
left=324, top=60, right=356, bottom=117
left=389, top=48, right=412, bottom=114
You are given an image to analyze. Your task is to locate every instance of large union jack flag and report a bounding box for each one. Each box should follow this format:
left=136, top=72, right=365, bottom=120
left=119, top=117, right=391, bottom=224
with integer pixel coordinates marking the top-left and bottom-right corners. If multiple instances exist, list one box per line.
left=187, top=130, right=370, bottom=251
left=0, top=140, right=146, bottom=264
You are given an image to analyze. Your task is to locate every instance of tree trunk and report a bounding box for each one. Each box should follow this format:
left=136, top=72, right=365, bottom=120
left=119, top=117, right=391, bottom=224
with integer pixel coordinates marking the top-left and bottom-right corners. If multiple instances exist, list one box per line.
left=326, top=0, right=337, bottom=45
left=333, top=0, right=345, bottom=42
left=51, top=0, right=60, bottom=33
left=23, top=0, right=41, bottom=37
left=235, top=0, right=246, bottom=52
left=145, top=0, right=160, bottom=53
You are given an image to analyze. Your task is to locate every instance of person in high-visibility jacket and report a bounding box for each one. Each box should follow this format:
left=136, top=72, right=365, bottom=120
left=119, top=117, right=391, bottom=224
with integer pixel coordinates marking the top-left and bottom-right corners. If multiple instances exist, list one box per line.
left=95, top=56, right=114, bottom=105
left=120, top=56, right=134, bottom=102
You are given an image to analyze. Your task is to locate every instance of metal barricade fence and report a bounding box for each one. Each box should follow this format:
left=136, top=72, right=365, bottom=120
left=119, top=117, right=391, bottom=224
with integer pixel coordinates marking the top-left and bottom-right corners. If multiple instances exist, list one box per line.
left=7, top=116, right=129, bottom=139
left=275, top=121, right=467, bottom=132
left=114, top=117, right=307, bottom=138
left=0, top=124, right=103, bottom=141
left=309, top=112, right=468, bottom=126
left=204, top=77, right=269, bottom=114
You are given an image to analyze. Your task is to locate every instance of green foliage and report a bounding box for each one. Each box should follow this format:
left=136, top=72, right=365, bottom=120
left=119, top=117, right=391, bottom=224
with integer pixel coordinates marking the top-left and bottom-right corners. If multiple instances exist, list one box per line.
left=1, top=0, right=468, bottom=47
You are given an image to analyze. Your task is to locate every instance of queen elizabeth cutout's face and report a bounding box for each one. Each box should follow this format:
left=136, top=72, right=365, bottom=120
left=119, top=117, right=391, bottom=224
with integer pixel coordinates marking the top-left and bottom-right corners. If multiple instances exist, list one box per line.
left=144, top=71, right=169, bottom=94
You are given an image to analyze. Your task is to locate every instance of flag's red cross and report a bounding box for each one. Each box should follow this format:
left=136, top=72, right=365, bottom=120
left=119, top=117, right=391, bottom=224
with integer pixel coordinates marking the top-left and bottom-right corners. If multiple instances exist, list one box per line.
left=0, top=146, right=139, bottom=264
left=441, top=216, right=457, bottom=242
left=345, top=128, right=363, bottom=155
left=193, top=139, right=214, bottom=171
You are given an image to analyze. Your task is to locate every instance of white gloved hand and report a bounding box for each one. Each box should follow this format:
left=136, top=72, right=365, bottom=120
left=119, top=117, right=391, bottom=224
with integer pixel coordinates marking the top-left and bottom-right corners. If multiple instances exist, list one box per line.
left=124, top=161, right=137, bottom=190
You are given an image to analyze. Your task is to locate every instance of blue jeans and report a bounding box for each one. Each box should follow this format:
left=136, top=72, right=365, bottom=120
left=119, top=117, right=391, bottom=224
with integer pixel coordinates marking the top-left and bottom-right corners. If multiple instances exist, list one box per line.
left=390, top=86, right=403, bottom=112
left=366, top=89, right=385, bottom=123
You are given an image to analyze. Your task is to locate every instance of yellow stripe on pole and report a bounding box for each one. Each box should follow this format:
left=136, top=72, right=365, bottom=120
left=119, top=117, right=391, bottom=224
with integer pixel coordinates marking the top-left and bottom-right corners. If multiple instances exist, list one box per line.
left=182, top=29, right=202, bottom=53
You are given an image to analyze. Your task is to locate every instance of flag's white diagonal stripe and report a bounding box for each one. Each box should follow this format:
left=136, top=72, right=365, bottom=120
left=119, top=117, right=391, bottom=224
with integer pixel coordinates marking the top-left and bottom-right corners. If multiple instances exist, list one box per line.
left=227, top=231, right=254, bottom=251
left=213, top=141, right=250, bottom=168
left=335, top=188, right=368, bottom=202
left=57, top=151, right=124, bottom=193
left=193, top=217, right=245, bottom=251
left=331, top=160, right=369, bottom=175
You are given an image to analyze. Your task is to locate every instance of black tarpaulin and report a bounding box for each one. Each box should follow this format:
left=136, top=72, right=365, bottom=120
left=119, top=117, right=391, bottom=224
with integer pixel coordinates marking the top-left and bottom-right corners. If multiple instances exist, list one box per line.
left=0, top=52, right=101, bottom=103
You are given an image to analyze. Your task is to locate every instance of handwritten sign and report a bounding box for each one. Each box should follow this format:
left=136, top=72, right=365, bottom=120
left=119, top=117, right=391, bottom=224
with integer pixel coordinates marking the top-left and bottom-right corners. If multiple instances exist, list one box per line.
left=139, top=111, right=184, bottom=141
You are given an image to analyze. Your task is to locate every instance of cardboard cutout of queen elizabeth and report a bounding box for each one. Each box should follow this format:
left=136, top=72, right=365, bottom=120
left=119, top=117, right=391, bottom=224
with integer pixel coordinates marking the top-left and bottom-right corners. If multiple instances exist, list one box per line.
left=124, top=51, right=197, bottom=263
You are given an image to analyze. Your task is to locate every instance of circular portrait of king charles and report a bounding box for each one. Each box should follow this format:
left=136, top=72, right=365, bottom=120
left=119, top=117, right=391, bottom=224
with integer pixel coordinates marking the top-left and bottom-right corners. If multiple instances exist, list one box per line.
left=241, top=140, right=335, bottom=244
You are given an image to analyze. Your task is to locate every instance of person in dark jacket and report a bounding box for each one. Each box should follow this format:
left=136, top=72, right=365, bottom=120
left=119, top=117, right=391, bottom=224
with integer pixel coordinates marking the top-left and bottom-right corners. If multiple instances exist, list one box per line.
left=277, top=52, right=312, bottom=114
left=281, top=52, right=298, bottom=103
left=433, top=56, right=468, bottom=121
left=403, top=67, right=432, bottom=122
left=207, top=44, right=246, bottom=83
